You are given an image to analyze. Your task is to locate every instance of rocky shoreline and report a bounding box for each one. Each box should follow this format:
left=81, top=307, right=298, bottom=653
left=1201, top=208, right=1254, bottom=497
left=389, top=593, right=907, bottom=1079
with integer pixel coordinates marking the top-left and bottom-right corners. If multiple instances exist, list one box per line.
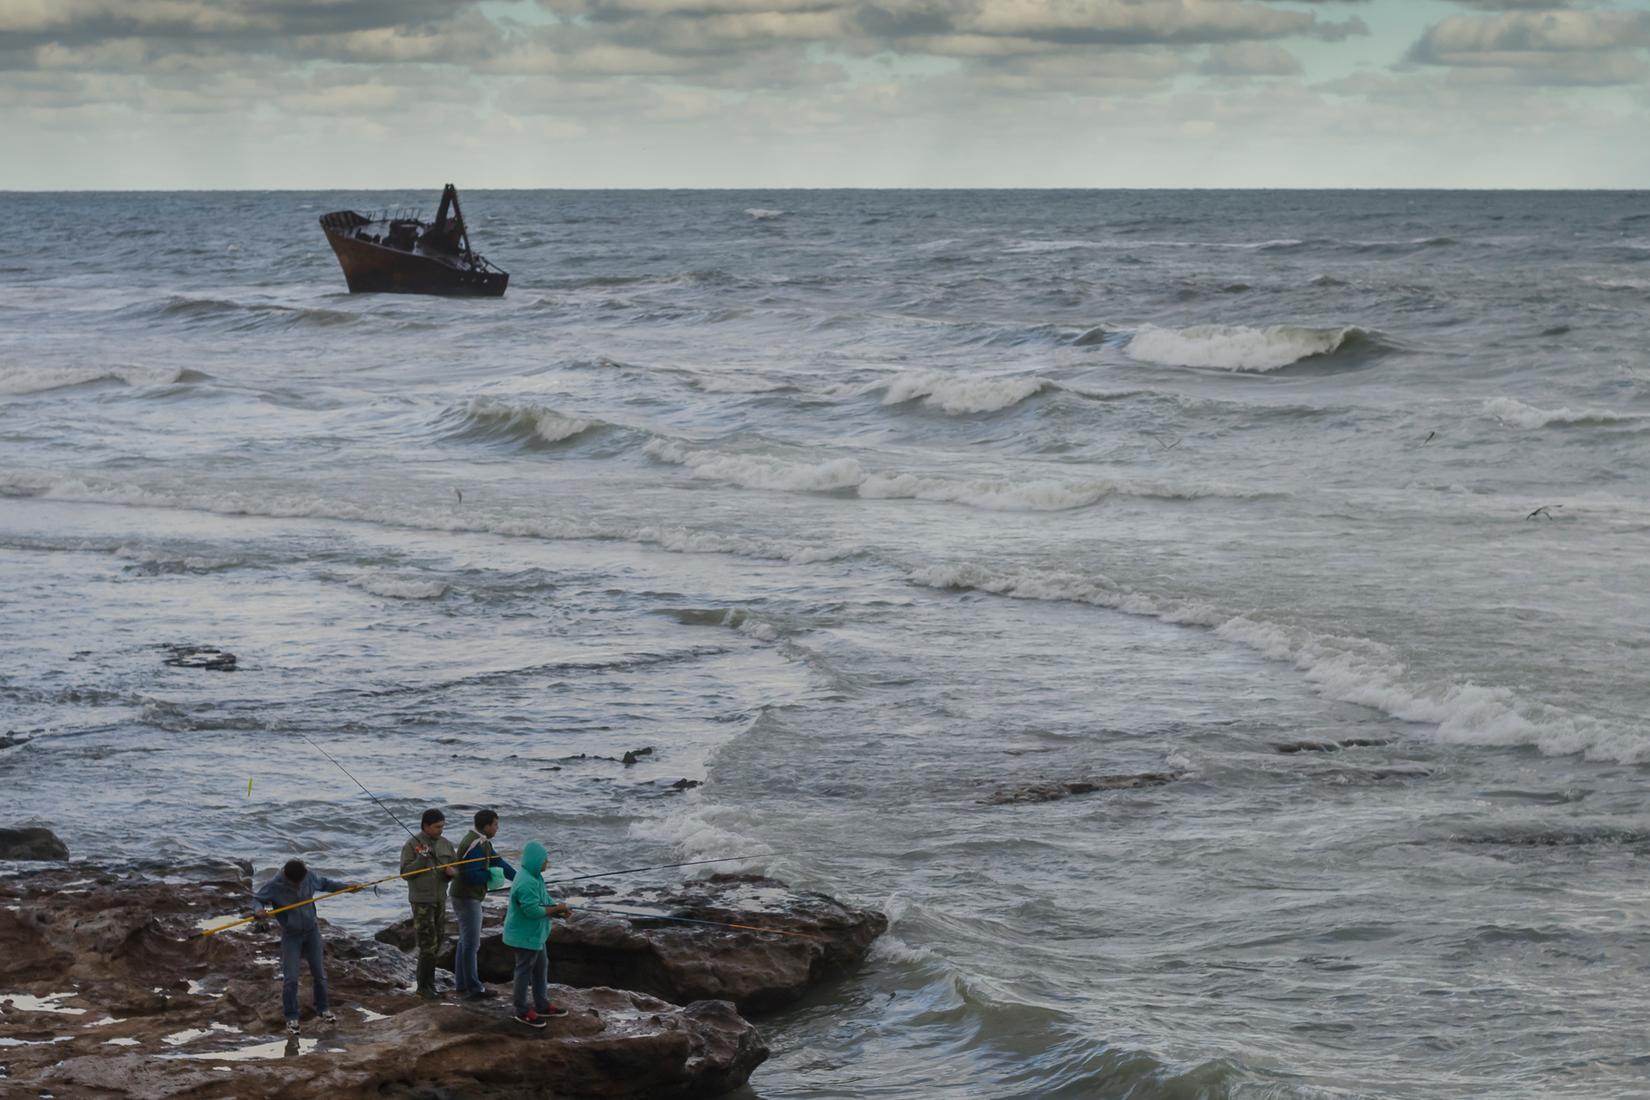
left=0, top=832, right=886, bottom=1099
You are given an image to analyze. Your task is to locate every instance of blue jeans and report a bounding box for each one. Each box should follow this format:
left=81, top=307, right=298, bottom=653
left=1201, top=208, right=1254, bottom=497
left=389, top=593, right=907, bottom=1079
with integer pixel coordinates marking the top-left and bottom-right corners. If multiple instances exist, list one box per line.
left=453, top=897, right=484, bottom=994
left=512, top=946, right=548, bottom=1016
left=280, top=929, right=327, bottom=1021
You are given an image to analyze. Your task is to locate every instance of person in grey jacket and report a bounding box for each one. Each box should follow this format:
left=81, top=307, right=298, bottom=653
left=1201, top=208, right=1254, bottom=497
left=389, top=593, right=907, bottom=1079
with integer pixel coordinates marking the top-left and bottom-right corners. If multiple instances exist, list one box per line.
left=399, top=808, right=457, bottom=999
left=253, top=859, right=360, bottom=1035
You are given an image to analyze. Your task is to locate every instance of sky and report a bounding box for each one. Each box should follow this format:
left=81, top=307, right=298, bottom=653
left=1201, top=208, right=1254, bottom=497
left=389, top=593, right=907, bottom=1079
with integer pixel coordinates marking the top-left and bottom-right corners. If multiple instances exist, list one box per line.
left=2, top=0, right=1648, bottom=189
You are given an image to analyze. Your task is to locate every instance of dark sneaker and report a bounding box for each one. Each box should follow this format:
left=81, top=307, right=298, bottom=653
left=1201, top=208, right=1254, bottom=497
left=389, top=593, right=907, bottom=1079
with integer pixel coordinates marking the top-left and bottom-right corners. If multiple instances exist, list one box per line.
left=466, top=988, right=496, bottom=1000
left=513, top=1010, right=546, bottom=1029
left=538, top=1003, right=569, bottom=1019
left=318, top=1011, right=338, bottom=1025
left=416, top=987, right=441, bottom=1002
left=285, top=1019, right=301, bottom=1036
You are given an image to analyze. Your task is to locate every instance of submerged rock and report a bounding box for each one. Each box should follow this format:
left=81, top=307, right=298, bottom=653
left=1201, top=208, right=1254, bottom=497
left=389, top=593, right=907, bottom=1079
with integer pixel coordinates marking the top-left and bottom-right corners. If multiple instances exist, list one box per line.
left=0, top=825, right=69, bottom=861
left=980, top=770, right=1183, bottom=805
left=0, top=865, right=767, bottom=1099
left=376, top=874, right=887, bottom=1015
left=162, top=643, right=238, bottom=671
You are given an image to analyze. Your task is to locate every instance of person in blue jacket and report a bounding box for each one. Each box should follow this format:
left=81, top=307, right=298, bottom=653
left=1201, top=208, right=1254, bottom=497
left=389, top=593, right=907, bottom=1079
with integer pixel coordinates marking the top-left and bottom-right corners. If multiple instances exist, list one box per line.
left=252, top=858, right=360, bottom=1035
left=501, top=840, right=571, bottom=1027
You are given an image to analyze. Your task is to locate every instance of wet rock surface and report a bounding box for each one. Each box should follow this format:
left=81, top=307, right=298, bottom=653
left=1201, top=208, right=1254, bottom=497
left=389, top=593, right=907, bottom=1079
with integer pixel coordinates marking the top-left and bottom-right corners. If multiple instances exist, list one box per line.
left=981, top=770, right=1184, bottom=805
left=376, top=873, right=888, bottom=1014
left=0, top=864, right=768, bottom=1099
left=0, top=825, right=68, bottom=861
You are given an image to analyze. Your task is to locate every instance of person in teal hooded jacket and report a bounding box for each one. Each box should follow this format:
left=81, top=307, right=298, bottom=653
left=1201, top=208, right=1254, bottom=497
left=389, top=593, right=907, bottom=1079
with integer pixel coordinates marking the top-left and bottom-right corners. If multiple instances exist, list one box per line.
left=501, top=840, right=571, bottom=1027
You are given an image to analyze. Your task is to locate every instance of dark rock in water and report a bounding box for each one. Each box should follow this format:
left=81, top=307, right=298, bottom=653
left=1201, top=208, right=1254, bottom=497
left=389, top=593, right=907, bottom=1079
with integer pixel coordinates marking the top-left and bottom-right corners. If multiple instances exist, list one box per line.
left=377, top=874, right=886, bottom=1015
left=0, top=731, right=33, bottom=752
left=1275, top=737, right=1393, bottom=754
left=0, top=825, right=69, bottom=861
left=669, top=778, right=703, bottom=791
left=622, top=746, right=655, bottom=766
left=553, top=874, right=887, bottom=1014
left=0, top=865, right=766, bottom=1100
left=981, top=771, right=1183, bottom=805
left=163, top=643, right=237, bottom=671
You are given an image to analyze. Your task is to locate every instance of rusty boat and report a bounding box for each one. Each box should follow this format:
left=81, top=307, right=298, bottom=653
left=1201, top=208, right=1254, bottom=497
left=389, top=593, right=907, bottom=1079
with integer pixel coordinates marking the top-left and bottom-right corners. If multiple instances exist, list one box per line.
left=318, top=184, right=508, bottom=297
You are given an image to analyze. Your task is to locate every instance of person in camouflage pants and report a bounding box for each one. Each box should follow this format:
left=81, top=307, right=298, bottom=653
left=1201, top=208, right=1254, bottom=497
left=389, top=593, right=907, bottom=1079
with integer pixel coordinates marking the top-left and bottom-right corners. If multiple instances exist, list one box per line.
left=399, top=808, right=457, bottom=999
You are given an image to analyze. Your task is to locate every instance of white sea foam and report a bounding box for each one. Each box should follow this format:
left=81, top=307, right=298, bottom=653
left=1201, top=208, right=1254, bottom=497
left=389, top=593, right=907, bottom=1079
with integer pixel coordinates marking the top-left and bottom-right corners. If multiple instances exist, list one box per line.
left=0, top=364, right=192, bottom=395
left=644, top=438, right=866, bottom=492
left=880, top=370, right=1049, bottom=415
left=745, top=208, right=785, bottom=220
left=353, top=573, right=449, bottom=600
left=860, top=474, right=1113, bottom=511
left=648, top=439, right=1119, bottom=512
left=1482, top=397, right=1640, bottom=430
left=0, top=469, right=857, bottom=570
left=1126, top=324, right=1362, bottom=372
left=909, top=560, right=1650, bottom=764
left=464, top=397, right=594, bottom=444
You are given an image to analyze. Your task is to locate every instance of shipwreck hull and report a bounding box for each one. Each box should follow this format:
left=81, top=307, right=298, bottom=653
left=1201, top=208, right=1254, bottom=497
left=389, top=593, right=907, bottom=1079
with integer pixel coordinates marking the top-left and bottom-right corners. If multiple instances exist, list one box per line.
left=323, top=229, right=508, bottom=297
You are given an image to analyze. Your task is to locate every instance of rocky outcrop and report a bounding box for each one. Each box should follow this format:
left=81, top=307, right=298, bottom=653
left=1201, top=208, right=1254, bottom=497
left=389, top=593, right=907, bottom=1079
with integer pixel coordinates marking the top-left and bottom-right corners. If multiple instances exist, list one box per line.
left=0, top=825, right=68, bottom=861
left=980, top=770, right=1183, bottom=805
left=376, top=874, right=888, bottom=1015
left=0, top=864, right=767, bottom=1099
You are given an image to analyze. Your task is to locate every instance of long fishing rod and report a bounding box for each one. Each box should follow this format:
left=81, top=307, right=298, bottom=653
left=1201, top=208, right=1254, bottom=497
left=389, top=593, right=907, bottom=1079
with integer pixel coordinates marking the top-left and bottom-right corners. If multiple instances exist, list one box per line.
left=546, top=855, right=772, bottom=887
left=295, top=732, right=421, bottom=845
left=199, top=855, right=492, bottom=938
left=570, top=905, right=820, bottom=940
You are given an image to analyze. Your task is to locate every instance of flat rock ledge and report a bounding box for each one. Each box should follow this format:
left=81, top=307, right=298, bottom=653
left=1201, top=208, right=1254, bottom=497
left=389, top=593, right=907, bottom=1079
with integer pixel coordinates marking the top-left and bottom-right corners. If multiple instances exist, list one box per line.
left=0, top=864, right=766, bottom=1099
left=379, top=873, right=889, bottom=1015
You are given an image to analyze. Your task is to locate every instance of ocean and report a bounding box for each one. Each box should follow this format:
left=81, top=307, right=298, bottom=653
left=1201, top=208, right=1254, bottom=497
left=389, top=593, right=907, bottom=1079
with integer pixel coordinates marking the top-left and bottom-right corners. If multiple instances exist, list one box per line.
left=3, top=189, right=1649, bottom=1098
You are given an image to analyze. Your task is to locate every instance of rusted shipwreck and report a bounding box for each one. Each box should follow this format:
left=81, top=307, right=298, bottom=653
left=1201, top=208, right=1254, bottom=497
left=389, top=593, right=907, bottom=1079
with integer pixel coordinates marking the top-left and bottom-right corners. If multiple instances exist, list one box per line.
left=319, top=184, right=508, bottom=297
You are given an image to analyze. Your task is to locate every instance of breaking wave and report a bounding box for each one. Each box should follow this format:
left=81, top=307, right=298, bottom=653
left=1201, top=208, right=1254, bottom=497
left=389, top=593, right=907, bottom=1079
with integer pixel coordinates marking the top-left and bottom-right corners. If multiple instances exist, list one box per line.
left=908, top=561, right=1649, bottom=764
left=1124, top=324, right=1375, bottom=372
left=1482, top=397, right=1644, bottom=430
left=351, top=573, right=449, bottom=600
left=0, top=365, right=207, bottom=395
left=446, top=398, right=606, bottom=448
left=878, top=370, right=1051, bottom=415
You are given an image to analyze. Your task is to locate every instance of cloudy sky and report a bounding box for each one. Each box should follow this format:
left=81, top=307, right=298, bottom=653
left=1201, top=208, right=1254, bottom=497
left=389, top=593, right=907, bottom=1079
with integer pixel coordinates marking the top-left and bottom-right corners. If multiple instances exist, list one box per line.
left=3, top=0, right=1648, bottom=188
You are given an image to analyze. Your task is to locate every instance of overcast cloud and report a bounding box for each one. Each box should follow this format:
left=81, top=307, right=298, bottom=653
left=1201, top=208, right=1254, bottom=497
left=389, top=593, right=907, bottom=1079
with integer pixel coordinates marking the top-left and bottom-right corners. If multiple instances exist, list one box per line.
left=1, top=0, right=1646, bottom=186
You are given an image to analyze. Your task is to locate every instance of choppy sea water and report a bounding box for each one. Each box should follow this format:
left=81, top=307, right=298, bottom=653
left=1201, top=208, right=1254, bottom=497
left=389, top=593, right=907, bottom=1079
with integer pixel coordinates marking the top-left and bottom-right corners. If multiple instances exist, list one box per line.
left=4, top=190, right=1650, bottom=1098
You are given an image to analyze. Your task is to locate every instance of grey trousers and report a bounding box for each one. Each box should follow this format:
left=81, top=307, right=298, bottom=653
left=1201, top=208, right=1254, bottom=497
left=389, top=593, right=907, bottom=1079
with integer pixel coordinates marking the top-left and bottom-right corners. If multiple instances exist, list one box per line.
left=512, top=946, right=548, bottom=1015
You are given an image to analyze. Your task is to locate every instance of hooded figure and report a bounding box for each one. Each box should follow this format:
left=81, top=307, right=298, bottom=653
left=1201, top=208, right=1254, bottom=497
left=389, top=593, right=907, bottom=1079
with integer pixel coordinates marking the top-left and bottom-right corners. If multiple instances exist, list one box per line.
left=501, top=840, right=570, bottom=1026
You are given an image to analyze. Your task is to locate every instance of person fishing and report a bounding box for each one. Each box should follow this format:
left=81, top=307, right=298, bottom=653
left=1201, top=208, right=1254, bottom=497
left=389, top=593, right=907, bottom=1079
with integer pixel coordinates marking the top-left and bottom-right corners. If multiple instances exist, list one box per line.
left=252, top=858, right=361, bottom=1035
left=399, top=808, right=457, bottom=1000
left=451, top=808, right=517, bottom=1000
left=503, top=840, right=571, bottom=1027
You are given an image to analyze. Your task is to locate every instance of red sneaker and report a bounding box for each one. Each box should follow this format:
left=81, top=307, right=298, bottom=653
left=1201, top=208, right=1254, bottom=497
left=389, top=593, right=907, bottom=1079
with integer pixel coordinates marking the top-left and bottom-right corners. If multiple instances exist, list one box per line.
left=539, top=1004, right=569, bottom=1018
left=513, top=1010, right=546, bottom=1029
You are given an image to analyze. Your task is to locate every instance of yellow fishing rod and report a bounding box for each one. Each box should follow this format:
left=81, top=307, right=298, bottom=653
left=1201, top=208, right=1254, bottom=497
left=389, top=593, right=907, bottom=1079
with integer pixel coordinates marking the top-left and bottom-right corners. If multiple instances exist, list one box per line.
left=199, top=855, right=491, bottom=937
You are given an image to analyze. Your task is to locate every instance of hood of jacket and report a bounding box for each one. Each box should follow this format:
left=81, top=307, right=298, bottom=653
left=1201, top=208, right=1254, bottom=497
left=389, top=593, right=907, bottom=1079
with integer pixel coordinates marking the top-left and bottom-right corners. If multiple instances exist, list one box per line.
left=520, top=840, right=546, bottom=881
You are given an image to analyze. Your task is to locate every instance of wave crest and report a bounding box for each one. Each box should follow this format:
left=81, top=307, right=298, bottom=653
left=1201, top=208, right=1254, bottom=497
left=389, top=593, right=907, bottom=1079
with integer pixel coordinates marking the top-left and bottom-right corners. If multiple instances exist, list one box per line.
left=452, top=398, right=602, bottom=447
left=1125, top=324, right=1372, bottom=372
left=880, top=370, right=1050, bottom=415
left=1483, top=397, right=1643, bottom=430
left=0, top=365, right=205, bottom=395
